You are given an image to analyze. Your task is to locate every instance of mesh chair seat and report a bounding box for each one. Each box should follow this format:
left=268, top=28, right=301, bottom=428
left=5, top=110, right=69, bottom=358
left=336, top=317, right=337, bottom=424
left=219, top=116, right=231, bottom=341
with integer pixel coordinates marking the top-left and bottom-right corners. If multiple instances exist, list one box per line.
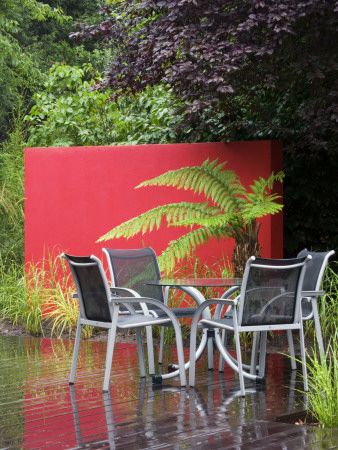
left=116, top=314, right=171, bottom=328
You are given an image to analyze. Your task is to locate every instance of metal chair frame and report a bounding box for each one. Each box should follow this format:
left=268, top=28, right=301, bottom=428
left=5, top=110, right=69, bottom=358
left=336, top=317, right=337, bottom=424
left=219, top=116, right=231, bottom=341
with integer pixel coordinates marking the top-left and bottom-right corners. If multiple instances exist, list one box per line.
left=286, top=248, right=335, bottom=363
left=62, top=253, right=187, bottom=392
left=189, top=256, right=311, bottom=396
left=219, top=248, right=335, bottom=372
left=103, top=247, right=210, bottom=374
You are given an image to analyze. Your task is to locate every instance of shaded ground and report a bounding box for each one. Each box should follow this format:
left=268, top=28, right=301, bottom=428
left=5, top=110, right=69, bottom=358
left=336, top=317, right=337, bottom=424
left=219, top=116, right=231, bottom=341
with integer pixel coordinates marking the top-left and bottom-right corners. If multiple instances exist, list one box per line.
left=0, top=317, right=138, bottom=343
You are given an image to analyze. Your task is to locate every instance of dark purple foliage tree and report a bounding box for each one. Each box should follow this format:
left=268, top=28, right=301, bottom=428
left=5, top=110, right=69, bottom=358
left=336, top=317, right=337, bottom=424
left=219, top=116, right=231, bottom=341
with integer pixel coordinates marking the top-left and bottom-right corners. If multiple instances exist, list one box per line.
left=71, top=0, right=338, bottom=255
left=71, top=0, right=337, bottom=154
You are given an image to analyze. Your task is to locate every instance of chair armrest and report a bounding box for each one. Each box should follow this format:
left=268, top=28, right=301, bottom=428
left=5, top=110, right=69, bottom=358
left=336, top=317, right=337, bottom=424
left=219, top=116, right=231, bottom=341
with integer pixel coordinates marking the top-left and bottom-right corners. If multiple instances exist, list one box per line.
left=301, top=290, right=325, bottom=298
left=215, top=286, right=241, bottom=318
left=110, top=287, right=141, bottom=297
left=193, top=298, right=239, bottom=322
left=109, top=296, right=184, bottom=325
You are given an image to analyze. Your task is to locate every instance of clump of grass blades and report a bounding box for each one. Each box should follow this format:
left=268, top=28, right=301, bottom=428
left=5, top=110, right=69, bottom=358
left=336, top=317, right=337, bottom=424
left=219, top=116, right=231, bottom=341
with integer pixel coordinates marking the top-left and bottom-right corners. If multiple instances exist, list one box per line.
left=0, top=256, right=47, bottom=336
left=300, top=340, right=338, bottom=428
left=303, top=262, right=338, bottom=340
left=40, top=254, right=93, bottom=339
left=316, top=263, right=338, bottom=341
left=0, top=251, right=85, bottom=338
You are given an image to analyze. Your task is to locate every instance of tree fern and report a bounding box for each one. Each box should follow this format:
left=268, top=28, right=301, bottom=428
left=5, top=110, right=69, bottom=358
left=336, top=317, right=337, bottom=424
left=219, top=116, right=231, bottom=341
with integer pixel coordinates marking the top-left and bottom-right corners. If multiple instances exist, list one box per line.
left=98, top=159, right=284, bottom=275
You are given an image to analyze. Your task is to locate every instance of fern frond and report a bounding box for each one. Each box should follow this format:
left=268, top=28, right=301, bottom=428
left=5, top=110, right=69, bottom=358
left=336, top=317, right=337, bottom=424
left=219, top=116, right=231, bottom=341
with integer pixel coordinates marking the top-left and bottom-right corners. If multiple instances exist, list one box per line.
left=170, top=213, right=245, bottom=232
left=243, top=196, right=283, bottom=221
left=157, top=226, right=223, bottom=272
left=249, top=171, right=284, bottom=196
left=97, top=202, right=217, bottom=242
left=136, top=158, right=246, bottom=212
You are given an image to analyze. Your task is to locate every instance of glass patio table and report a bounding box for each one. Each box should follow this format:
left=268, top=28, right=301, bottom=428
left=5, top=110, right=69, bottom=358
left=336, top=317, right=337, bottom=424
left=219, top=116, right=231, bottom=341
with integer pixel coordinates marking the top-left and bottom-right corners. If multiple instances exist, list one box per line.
left=146, top=278, right=242, bottom=383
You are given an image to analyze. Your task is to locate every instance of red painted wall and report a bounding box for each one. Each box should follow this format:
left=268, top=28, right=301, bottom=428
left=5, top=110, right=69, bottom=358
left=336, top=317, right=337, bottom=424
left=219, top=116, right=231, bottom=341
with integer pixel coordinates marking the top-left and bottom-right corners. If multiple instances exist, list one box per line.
left=25, top=141, right=283, bottom=271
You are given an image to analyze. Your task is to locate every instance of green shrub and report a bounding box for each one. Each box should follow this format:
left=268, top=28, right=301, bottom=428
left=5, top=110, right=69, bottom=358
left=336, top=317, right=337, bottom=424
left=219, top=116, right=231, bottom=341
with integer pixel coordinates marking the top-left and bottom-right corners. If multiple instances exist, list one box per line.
left=25, top=63, right=186, bottom=147
left=0, top=102, right=26, bottom=266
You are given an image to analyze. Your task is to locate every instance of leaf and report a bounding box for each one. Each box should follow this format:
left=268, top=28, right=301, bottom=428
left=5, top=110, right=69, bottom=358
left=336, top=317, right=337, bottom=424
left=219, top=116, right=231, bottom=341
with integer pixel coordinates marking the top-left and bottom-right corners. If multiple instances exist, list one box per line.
left=96, top=202, right=215, bottom=242
left=157, top=226, right=223, bottom=272
left=137, top=158, right=246, bottom=212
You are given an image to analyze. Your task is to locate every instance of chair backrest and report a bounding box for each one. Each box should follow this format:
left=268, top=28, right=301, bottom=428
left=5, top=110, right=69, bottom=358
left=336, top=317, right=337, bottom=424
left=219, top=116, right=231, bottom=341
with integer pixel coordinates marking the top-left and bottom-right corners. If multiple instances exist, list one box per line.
left=238, top=256, right=310, bottom=327
left=103, top=248, right=164, bottom=303
left=62, top=253, right=112, bottom=323
left=297, top=248, right=335, bottom=291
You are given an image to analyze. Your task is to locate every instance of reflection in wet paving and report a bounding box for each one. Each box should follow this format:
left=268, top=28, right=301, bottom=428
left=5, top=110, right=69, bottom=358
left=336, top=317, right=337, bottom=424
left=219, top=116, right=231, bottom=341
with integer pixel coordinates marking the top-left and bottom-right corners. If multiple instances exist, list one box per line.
left=0, top=335, right=337, bottom=449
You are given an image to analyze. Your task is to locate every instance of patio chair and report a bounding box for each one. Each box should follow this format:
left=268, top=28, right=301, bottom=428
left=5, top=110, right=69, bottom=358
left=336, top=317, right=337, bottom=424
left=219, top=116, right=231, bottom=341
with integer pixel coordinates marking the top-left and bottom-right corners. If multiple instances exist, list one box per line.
left=219, top=248, right=335, bottom=372
left=62, top=253, right=186, bottom=392
left=189, top=255, right=311, bottom=396
left=286, top=248, right=335, bottom=363
left=103, top=247, right=206, bottom=374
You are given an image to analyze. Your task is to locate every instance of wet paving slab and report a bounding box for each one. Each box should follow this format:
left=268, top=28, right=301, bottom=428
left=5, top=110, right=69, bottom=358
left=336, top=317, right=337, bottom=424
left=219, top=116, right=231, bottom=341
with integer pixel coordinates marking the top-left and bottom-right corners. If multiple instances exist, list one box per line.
left=0, top=335, right=337, bottom=449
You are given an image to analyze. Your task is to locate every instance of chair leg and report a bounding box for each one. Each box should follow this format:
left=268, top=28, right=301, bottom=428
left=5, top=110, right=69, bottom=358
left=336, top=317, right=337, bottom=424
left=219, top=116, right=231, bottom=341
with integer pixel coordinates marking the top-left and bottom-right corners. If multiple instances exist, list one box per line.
left=145, top=325, right=155, bottom=375
left=207, top=335, right=214, bottom=370
left=233, top=327, right=245, bottom=396
left=189, top=316, right=200, bottom=387
left=159, top=326, right=165, bottom=365
left=174, top=325, right=187, bottom=387
left=103, top=307, right=119, bottom=392
left=218, top=288, right=238, bottom=372
left=287, top=330, right=297, bottom=370
left=299, top=323, right=308, bottom=392
left=103, top=325, right=118, bottom=392
left=311, top=298, right=325, bottom=363
left=250, top=331, right=260, bottom=375
left=136, top=328, right=146, bottom=378
left=258, top=331, right=267, bottom=378
left=218, top=329, right=226, bottom=372
left=69, top=320, right=82, bottom=384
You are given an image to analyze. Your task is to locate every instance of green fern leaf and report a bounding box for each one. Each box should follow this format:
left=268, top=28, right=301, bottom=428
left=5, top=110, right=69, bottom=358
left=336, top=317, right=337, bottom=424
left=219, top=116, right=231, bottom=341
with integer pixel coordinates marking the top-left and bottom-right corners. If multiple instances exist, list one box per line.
left=136, top=158, right=244, bottom=212
left=157, top=226, right=223, bottom=272
left=97, top=202, right=219, bottom=242
left=171, top=213, right=244, bottom=233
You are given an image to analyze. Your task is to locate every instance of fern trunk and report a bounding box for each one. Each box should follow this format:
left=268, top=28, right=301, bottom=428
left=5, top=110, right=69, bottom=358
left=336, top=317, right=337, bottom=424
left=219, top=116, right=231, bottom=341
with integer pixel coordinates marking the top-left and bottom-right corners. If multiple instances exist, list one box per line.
left=232, top=223, right=261, bottom=278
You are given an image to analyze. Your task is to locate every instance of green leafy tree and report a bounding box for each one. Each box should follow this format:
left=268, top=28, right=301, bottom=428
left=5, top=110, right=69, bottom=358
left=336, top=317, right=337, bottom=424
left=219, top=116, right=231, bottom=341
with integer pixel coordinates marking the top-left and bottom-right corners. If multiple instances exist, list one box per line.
left=25, top=63, right=186, bottom=146
left=25, top=63, right=112, bottom=147
left=98, top=159, right=284, bottom=276
left=18, top=0, right=105, bottom=73
left=0, top=0, right=70, bottom=138
left=71, top=0, right=337, bottom=156
left=0, top=100, right=27, bottom=265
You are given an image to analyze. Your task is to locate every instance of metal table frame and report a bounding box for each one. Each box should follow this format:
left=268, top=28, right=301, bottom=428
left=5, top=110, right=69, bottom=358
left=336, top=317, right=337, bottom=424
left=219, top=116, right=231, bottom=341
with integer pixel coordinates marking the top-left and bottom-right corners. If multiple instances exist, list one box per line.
left=146, top=278, right=241, bottom=382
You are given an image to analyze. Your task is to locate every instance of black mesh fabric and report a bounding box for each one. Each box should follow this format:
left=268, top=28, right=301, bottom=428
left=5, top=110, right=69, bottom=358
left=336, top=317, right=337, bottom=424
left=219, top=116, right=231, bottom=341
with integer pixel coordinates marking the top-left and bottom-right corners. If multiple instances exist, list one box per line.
left=64, top=254, right=111, bottom=322
left=240, top=257, right=306, bottom=326
left=297, top=249, right=330, bottom=291
left=105, top=248, right=164, bottom=303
